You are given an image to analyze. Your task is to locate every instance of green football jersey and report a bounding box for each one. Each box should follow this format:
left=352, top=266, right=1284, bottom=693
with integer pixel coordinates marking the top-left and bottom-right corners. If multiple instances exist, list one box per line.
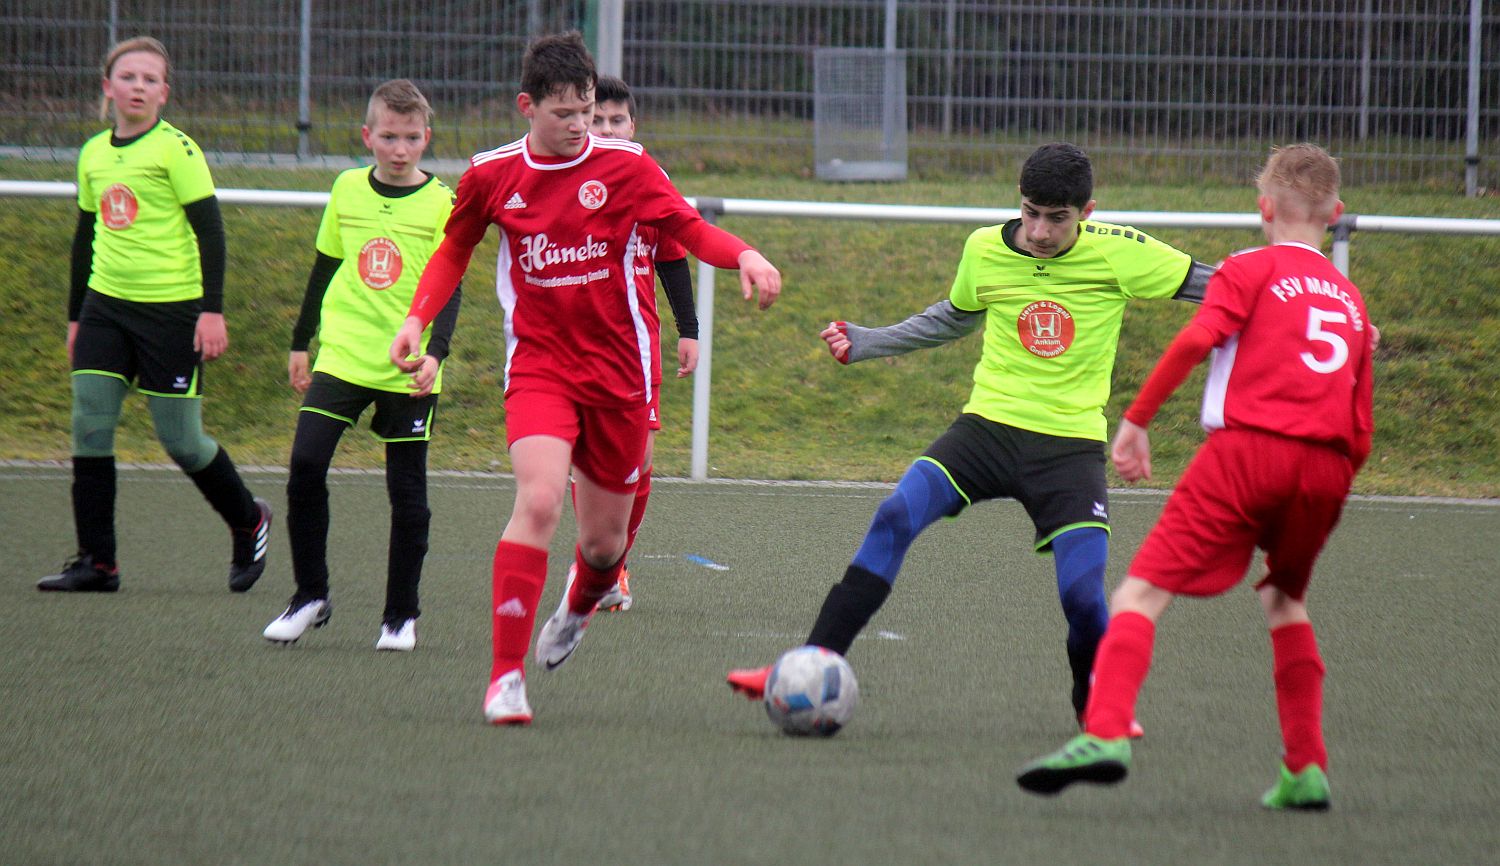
left=75, top=120, right=215, bottom=303
left=948, top=219, right=1192, bottom=441
left=312, top=167, right=454, bottom=393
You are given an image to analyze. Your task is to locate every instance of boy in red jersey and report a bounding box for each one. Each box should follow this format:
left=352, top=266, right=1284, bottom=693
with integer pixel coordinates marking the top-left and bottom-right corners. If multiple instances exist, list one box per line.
left=389, top=32, right=780, bottom=725
left=1017, top=144, right=1374, bottom=810
left=564, top=74, right=702, bottom=614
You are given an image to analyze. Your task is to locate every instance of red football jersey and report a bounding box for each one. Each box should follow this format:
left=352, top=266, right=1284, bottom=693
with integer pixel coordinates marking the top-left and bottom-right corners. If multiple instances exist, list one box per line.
left=444, top=135, right=707, bottom=406
left=1193, top=242, right=1375, bottom=456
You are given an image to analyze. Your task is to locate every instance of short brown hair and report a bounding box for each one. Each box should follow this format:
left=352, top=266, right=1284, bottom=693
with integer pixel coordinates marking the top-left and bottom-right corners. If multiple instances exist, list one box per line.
left=366, top=78, right=433, bottom=127
left=98, top=36, right=171, bottom=122
left=1256, top=143, right=1341, bottom=221
left=521, top=31, right=595, bottom=103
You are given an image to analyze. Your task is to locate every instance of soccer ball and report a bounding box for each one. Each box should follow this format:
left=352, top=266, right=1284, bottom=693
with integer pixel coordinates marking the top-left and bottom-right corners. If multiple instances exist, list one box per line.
left=764, top=646, right=859, bottom=736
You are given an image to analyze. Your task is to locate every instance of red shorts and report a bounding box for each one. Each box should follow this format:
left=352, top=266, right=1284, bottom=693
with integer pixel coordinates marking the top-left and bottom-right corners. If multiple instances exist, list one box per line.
left=1129, top=429, right=1354, bottom=600
left=504, top=383, right=649, bottom=493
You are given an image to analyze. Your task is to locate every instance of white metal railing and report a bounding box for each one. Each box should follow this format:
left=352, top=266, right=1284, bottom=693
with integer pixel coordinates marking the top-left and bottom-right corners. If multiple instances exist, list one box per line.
left=6, top=179, right=1500, bottom=479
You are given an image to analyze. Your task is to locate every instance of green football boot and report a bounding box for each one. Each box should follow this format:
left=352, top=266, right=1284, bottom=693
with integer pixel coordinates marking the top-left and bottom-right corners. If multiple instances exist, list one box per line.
left=1016, top=733, right=1131, bottom=795
left=1261, top=763, right=1331, bottom=811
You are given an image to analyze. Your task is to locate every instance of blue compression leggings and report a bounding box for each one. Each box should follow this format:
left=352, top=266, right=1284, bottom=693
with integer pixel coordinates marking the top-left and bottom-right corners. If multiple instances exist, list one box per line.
left=849, top=459, right=963, bottom=584
left=1051, top=526, right=1110, bottom=656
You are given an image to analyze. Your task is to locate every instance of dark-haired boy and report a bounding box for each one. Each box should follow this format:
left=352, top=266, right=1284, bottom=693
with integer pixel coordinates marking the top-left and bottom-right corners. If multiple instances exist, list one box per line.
left=1017, top=144, right=1372, bottom=809
left=390, top=32, right=780, bottom=725
left=564, top=73, right=702, bottom=614
left=728, top=142, right=1214, bottom=734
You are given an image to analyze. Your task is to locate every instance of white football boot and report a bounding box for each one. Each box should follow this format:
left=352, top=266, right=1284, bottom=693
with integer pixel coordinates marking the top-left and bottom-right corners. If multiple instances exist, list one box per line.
left=375, top=618, right=417, bottom=651
left=483, top=669, right=533, bottom=725
left=534, top=585, right=593, bottom=671
left=263, top=597, right=330, bottom=643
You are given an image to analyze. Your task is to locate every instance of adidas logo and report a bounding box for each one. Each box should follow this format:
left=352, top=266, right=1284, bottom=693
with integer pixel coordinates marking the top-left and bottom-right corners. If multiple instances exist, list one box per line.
left=174, top=376, right=189, bottom=389
left=504, top=192, right=527, bottom=210
left=648, top=409, right=657, bottom=422
left=495, top=598, right=527, bottom=617
left=1092, top=501, right=1108, bottom=519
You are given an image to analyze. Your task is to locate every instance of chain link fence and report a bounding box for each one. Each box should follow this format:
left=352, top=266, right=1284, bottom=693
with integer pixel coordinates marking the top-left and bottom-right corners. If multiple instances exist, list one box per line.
left=2, top=0, right=1496, bottom=189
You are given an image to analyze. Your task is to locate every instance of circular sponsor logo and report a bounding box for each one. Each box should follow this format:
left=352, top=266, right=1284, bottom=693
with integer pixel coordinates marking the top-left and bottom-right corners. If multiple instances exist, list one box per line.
left=357, top=237, right=402, bottom=289
left=99, top=183, right=138, bottom=229
left=578, top=179, right=608, bottom=210
left=1017, top=300, right=1075, bottom=358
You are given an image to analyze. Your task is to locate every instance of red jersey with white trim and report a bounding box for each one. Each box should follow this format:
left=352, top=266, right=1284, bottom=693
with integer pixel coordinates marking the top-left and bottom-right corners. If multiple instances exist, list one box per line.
left=1193, top=241, right=1374, bottom=456
left=632, top=228, right=686, bottom=386
left=443, top=134, right=705, bottom=406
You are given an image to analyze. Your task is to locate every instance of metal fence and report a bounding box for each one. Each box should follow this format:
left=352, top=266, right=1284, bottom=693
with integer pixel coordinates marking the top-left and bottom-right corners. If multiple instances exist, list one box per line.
left=2, top=1, right=1496, bottom=189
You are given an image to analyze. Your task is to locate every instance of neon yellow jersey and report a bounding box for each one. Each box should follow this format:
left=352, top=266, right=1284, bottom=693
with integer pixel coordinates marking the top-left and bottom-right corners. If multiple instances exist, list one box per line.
left=312, top=167, right=454, bottom=393
left=949, top=219, right=1192, bottom=441
left=76, top=120, right=215, bottom=303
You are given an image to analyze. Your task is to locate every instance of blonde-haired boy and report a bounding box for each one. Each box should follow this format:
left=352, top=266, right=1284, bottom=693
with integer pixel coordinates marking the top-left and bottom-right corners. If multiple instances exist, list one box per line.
left=1018, top=143, right=1375, bottom=811
left=264, top=79, right=462, bottom=651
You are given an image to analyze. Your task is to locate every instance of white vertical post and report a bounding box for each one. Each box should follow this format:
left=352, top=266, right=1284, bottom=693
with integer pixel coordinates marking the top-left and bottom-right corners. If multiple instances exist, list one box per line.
left=297, top=0, right=312, bottom=159
left=597, top=0, right=625, bottom=77
left=690, top=261, right=717, bottom=481
left=1465, top=0, right=1483, bottom=197
left=1332, top=216, right=1353, bottom=276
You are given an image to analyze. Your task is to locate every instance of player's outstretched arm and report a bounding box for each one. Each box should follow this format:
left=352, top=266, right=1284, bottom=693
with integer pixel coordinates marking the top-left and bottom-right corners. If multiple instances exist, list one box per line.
left=1172, top=260, right=1217, bottom=304
left=834, top=299, right=983, bottom=364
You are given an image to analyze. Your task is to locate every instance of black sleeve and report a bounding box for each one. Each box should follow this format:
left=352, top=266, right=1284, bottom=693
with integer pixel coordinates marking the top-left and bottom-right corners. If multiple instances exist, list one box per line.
left=69, top=209, right=97, bottom=321
left=290, top=252, right=343, bottom=351
left=183, top=196, right=226, bottom=313
left=424, top=283, right=463, bottom=362
left=656, top=257, right=698, bottom=340
left=1172, top=260, right=1216, bottom=305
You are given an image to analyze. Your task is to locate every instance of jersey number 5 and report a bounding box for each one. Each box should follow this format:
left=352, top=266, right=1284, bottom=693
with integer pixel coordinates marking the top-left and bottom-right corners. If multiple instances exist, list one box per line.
left=1301, top=308, right=1349, bottom=374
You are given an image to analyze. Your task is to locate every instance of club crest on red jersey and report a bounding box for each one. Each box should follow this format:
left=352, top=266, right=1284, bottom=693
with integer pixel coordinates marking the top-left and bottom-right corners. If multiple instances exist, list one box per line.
left=358, top=237, right=402, bottom=289
left=578, top=180, right=608, bottom=210
left=100, top=183, right=138, bottom=230
left=1018, top=300, right=1075, bottom=358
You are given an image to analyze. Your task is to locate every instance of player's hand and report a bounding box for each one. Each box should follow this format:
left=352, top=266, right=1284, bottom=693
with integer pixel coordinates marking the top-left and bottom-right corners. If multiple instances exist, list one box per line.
left=389, top=316, right=425, bottom=373
left=288, top=351, right=312, bottom=393
left=195, top=312, right=228, bottom=361
left=408, top=354, right=439, bottom=397
left=737, top=249, right=781, bottom=310
left=676, top=338, right=699, bottom=377
left=1111, top=418, right=1153, bottom=483
left=820, top=321, right=851, bottom=364
left=66, top=321, right=79, bottom=365
left=1370, top=323, right=1382, bottom=352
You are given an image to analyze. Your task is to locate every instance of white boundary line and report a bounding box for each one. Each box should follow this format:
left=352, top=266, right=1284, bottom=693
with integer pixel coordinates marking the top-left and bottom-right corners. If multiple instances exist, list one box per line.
left=1, top=458, right=1495, bottom=508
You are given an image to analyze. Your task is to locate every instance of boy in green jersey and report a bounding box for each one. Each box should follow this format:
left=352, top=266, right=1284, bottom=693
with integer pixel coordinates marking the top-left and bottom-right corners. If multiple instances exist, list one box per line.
left=728, top=143, right=1214, bottom=734
left=262, top=80, right=462, bottom=651
left=40, top=36, right=271, bottom=594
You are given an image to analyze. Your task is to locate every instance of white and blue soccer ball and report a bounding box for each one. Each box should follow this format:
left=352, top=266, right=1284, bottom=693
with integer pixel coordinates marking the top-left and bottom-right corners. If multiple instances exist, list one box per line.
left=764, top=646, right=859, bottom=736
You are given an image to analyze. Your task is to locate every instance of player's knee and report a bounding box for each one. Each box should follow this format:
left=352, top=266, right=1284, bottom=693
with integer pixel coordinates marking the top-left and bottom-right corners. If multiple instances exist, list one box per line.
left=158, top=430, right=216, bottom=471
left=869, top=495, right=918, bottom=547
left=390, top=502, right=431, bottom=535
left=511, top=488, right=565, bottom=537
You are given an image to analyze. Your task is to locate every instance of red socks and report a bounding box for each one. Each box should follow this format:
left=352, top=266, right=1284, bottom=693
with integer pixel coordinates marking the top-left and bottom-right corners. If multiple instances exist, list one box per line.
left=567, top=546, right=623, bottom=615
left=1271, top=622, right=1328, bottom=771
left=1082, top=611, right=1156, bottom=739
left=490, top=540, right=547, bottom=681
left=626, top=467, right=652, bottom=552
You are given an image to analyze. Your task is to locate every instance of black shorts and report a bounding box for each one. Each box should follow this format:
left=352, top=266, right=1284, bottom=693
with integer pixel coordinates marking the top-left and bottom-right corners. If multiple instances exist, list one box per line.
left=301, top=372, right=438, bottom=442
left=72, top=291, right=204, bottom=397
left=922, top=413, right=1110, bottom=551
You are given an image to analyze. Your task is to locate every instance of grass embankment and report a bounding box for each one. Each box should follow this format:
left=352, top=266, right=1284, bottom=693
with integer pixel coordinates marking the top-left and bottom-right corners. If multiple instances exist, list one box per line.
left=2, top=158, right=1497, bottom=497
